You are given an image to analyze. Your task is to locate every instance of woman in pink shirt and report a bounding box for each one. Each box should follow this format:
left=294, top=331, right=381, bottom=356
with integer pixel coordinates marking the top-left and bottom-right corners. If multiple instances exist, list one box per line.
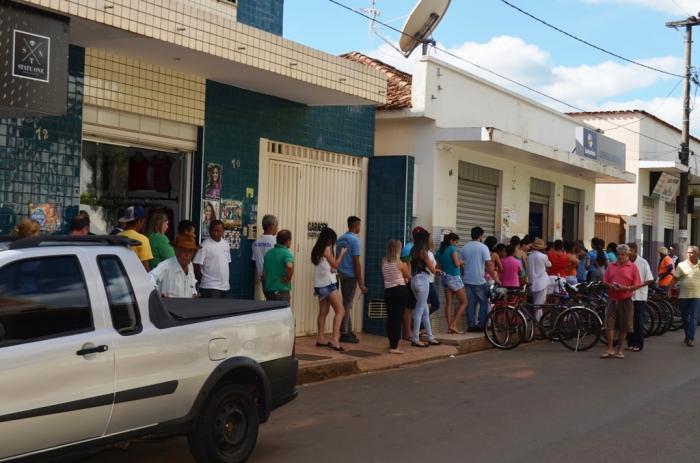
left=501, top=244, right=523, bottom=289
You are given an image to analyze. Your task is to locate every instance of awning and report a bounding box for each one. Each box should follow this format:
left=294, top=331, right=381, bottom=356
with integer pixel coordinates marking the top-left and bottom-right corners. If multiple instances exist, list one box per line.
left=436, top=127, right=635, bottom=184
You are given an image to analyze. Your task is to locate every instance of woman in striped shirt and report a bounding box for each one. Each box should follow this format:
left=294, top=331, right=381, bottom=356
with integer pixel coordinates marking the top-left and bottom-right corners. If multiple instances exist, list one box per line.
left=382, top=239, right=412, bottom=354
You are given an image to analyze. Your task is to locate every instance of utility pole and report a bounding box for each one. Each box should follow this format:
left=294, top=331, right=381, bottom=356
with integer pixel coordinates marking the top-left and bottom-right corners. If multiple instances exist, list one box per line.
left=666, top=15, right=699, bottom=257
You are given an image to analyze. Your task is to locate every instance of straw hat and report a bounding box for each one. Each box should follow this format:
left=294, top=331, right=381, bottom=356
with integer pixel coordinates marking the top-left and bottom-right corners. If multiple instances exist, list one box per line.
left=531, top=238, right=546, bottom=251
left=172, top=232, right=200, bottom=251
left=658, top=246, right=669, bottom=256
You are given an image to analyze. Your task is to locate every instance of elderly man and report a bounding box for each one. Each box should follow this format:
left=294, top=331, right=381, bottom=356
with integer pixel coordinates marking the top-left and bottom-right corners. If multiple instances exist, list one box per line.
left=673, top=245, right=700, bottom=347
left=601, top=244, right=642, bottom=359
left=149, top=232, right=199, bottom=298
left=627, top=243, right=654, bottom=352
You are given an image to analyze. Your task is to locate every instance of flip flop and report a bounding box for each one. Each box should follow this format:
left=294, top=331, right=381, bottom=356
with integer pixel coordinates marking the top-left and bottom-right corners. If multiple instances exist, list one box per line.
left=315, top=341, right=330, bottom=347
left=428, top=340, right=441, bottom=346
left=411, top=341, right=428, bottom=348
left=328, top=343, right=345, bottom=352
left=614, top=352, right=625, bottom=359
left=448, top=329, right=465, bottom=334
left=600, top=353, right=614, bottom=359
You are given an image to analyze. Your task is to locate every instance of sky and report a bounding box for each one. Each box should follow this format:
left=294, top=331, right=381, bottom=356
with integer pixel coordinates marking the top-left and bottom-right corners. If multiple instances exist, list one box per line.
left=284, top=0, right=700, bottom=135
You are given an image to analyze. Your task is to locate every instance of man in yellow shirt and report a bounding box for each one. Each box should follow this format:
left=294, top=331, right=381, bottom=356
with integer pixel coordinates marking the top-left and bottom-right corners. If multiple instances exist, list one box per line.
left=118, top=206, right=153, bottom=271
left=673, top=245, right=700, bottom=347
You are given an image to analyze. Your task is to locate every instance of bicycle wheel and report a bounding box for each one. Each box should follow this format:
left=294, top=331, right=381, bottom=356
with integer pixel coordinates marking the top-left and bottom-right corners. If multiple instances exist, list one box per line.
left=643, top=303, right=655, bottom=337
left=556, top=306, right=602, bottom=352
left=484, top=307, right=526, bottom=350
left=669, top=300, right=683, bottom=331
left=540, top=305, right=564, bottom=341
left=656, top=300, right=673, bottom=335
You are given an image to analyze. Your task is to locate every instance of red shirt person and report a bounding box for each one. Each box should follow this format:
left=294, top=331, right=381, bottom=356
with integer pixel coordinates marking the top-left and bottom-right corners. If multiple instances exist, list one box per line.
left=601, top=244, right=642, bottom=359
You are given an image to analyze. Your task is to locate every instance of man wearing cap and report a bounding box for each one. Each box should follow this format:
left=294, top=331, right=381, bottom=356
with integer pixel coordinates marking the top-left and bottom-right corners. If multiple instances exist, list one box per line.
left=149, top=232, right=199, bottom=298
left=657, top=246, right=674, bottom=295
left=118, top=206, right=153, bottom=271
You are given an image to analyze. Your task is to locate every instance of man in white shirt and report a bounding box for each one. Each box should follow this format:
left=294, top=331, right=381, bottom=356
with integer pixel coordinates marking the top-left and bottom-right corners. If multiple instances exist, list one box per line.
left=526, top=239, right=551, bottom=320
left=252, top=214, right=278, bottom=300
left=627, top=242, right=654, bottom=351
left=149, top=232, right=199, bottom=298
left=194, top=220, right=231, bottom=298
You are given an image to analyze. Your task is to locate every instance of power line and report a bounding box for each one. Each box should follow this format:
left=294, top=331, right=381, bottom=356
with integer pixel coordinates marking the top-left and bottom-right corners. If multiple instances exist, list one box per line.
left=670, top=0, right=693, bottom=18
left=498, top=0, right=684, bottom=79
left=605, top=77, right=683, bottom=130
left=327, top=0, right=680, bottom=150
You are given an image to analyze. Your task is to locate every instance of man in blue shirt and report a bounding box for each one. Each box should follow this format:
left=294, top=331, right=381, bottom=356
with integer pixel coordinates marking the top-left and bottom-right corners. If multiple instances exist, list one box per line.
left=460, top=226, right=500, bottom=331
left=336, top=216, right=367, bottom=343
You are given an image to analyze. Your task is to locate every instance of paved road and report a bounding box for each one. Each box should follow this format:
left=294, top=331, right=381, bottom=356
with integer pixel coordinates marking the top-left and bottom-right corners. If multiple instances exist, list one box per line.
left=83, top=332, right=700, bottom=463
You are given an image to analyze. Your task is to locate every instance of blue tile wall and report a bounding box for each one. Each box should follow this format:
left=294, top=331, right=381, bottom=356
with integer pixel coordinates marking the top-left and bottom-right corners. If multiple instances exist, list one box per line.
left=203, top=80, right=375, bottom=298
left=363, top=155, right=414, bottom=335
left=237, top=0, right=284, bottom=36
left=0, top=45, right=84, bottom=234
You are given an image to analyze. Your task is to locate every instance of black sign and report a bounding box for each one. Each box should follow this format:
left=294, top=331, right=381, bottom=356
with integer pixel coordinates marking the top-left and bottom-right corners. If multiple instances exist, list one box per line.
left=13, top=30, right=50, bottom=82
left=307, top=222, right=328, bottom=238
left=0, top=2, right=69, bottom=118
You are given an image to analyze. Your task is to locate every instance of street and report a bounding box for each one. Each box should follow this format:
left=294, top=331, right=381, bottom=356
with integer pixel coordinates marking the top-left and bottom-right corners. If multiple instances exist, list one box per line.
left=82, top=331, right=700, bottom=463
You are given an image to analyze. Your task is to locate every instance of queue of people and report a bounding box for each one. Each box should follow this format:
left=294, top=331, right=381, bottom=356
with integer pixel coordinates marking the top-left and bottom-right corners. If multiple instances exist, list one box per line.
left=8, top=207, right=698, bottom=357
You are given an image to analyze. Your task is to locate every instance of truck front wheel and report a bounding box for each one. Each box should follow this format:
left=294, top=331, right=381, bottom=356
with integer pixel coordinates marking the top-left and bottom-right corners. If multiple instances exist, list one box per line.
left=188, top=383, right=259, bottom=463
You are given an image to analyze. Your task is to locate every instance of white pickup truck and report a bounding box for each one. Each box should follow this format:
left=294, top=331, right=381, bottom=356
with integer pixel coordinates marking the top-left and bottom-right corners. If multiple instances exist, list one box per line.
left=0, top=236, right=298, bottom=463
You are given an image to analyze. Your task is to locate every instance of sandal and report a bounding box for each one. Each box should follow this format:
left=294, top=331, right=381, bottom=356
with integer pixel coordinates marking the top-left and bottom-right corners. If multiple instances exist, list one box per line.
left=600, top=352, right=614, bottom=359
left=614, top=352, right=625, bottom=359
left=315, top=341, right=330, bottom=347
left=411, top=341, right=428, bottom=348
left=328, top=343, right=345, bottom=352
left=428, top=340, right=441, bottom=346
left=448, top=329, right=464, bottom=335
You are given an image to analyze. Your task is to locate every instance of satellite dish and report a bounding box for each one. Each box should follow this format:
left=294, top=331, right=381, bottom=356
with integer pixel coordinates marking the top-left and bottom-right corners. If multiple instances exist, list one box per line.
left=399, top=0, right=451, bottom=57
left=366, top=0, right=451, bottom=58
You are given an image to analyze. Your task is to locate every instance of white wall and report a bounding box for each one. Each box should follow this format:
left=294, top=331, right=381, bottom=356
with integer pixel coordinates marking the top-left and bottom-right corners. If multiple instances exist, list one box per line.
left=417, top=57, right=589, bottom=156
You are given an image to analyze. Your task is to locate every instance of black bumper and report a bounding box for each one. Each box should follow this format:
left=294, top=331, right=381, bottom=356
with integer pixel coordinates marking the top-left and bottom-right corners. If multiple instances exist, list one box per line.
left=261, top=356, right=299, bottom=412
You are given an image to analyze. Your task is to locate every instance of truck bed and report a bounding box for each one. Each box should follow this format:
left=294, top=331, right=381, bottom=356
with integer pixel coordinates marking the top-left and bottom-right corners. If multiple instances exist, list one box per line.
left=149, top=292, right=289, bottom=328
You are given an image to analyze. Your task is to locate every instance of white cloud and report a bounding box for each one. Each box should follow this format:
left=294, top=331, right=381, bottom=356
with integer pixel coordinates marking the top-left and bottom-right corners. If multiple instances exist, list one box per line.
left=593, top=95, right=700, bottom=137
left=579, top=0, right=698, bottom=15
left=362, top=35, right=682, bottom=110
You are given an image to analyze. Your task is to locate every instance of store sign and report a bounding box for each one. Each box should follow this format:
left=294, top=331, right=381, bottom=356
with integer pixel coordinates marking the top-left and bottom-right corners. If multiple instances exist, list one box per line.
left=0, top=2, right=69, bottom=117
left=13, top=30, right=50, bottom=82
left=574, top=127, right=626, bottom=170
left=651, top=172, right=681, bottom=202
left=307, top=222, right=328, bottom=238
left=575, top=127, right=598, bottom=160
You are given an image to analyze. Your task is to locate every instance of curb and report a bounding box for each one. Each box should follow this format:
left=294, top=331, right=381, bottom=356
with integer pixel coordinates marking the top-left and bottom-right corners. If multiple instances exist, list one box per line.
left=297, top=335, right=492, bottom=385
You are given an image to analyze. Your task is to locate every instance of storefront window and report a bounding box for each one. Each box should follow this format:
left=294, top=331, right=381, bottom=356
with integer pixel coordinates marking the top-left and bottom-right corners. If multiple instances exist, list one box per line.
left=80, top=141, right=187, bottom=236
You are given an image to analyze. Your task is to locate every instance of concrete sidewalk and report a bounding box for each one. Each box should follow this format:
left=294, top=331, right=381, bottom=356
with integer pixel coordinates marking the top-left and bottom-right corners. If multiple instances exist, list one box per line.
left=296, top=331, right=491, bottom=384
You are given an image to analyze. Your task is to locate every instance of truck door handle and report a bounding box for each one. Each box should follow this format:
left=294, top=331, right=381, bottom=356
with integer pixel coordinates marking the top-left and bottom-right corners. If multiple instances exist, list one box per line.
left=76, top=345, right=109, bottom=356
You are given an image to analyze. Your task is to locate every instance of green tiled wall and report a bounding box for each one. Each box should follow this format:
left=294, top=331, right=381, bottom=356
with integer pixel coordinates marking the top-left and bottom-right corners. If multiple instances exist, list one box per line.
left=203, top=80, right=375, bottom=298
left=237, top=0, right=284, bottom=36
left=363, top=155, right=414, bottom=335
left=0, top=46, right=84, bottom=234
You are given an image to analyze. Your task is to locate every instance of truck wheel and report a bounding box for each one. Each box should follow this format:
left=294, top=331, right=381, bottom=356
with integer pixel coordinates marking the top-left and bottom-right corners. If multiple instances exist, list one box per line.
left=188, top=383, right=259, bottom=463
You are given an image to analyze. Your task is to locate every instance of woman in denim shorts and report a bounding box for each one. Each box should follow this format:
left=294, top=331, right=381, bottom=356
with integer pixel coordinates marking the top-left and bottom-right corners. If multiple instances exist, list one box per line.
left=311, top=227, right=348, bottom=351
left=436, top=233, right=468, bottom=334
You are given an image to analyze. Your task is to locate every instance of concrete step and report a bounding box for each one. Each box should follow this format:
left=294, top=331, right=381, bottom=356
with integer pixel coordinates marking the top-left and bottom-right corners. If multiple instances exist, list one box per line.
left=296, top=331, right=492, bottom=385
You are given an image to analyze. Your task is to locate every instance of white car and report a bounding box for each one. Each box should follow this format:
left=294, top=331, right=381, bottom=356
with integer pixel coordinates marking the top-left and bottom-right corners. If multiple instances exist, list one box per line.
left=0, top=236, right=297, bottom=463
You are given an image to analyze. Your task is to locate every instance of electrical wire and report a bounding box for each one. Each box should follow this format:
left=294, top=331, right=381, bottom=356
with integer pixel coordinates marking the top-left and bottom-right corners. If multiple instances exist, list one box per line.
left=327, top=0, right=681, bottom=150
left=498, top=0, right=684, bottom=79
left=605, top=78, right=683, bottom=130
left=670, top=0, right=694, bottom=18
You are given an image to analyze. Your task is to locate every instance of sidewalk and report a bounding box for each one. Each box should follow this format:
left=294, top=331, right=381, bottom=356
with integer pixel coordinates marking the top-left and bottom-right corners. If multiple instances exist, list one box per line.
left=296, top=331, right=492, bottom=385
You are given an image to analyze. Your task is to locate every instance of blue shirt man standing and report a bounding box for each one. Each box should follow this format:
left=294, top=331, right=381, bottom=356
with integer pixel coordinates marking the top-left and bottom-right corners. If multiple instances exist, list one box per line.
left=336, top=216, right=367, bottom=343
left=460, top=226, right=500, bottom=331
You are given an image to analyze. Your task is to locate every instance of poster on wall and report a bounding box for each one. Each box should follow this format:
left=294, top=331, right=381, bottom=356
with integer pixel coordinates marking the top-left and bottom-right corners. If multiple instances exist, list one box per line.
left=29, top=203, right=61, bottom=232
left=221, top=199, right=243, bottom=228
left=201, top=200, right=220, bottom=240
left=204, top=163, right=222, bottom=200
left=225, top=226, right=242, bottom=250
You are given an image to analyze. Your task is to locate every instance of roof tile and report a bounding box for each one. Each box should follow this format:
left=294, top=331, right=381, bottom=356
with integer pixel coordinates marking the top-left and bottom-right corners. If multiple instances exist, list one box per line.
left=341, top=52, right=412, bottom=110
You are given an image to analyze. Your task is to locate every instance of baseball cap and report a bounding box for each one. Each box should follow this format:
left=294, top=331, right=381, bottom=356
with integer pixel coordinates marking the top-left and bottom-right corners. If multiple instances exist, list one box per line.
left=118, top=206, right=146, bottom=223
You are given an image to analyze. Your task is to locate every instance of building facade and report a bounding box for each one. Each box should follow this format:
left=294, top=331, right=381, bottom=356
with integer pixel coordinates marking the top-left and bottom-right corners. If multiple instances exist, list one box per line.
left=345, top=52, right=634, bottom=333
left=569, top=110, right=700, bottom=269
left=1, top=0, right=389, bottom=336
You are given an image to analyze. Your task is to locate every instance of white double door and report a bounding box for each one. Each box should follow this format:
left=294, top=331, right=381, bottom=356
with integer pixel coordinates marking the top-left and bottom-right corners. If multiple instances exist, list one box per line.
left=259, top=140, right=367, bottom=336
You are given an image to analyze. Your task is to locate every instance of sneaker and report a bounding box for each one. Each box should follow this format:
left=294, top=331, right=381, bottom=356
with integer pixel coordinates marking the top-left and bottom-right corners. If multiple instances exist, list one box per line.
left=688, top=340, right=695, bottom=347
